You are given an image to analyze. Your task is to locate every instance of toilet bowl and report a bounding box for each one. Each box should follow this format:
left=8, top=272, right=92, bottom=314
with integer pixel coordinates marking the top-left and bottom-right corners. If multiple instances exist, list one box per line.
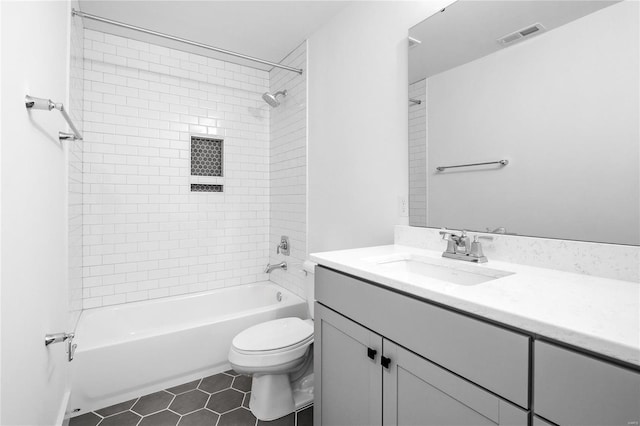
left=228, top=261, right=316, bottom=421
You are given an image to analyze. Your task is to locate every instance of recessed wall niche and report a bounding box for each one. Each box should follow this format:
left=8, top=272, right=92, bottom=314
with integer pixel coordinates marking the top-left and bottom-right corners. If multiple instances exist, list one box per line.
left=191, top=184, right=223, bottom=192
left=191, top=136, right=223, bottom=177
left=190, top=135, right=224, bottom=192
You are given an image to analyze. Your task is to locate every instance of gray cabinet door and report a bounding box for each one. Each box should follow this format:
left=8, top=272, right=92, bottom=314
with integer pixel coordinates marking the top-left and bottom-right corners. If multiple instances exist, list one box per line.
left=314, top=303, right=383, bottom=426
left=383, top=340, right=529, bottom=426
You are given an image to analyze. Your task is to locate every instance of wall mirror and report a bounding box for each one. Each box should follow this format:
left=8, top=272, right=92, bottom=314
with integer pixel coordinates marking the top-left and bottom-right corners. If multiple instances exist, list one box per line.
left=408, top=0, right=639, bottom=245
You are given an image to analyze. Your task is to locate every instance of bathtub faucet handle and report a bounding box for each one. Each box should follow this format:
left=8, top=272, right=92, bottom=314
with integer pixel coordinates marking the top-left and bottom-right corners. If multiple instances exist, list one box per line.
left=276, top=236, right=290, bottom=256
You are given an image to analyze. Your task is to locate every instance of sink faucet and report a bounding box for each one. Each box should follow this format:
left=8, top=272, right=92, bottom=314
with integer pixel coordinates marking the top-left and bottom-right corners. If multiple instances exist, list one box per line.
left=264, top=261, right=287, bottom=273
left=439, top=230, right=492, bottom=263
left=440, top=230, right=470, bottom=254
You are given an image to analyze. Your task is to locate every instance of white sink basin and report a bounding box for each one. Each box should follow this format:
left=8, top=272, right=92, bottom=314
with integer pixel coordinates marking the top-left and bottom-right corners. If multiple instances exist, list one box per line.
left=367, top=253, right=514, bottom=286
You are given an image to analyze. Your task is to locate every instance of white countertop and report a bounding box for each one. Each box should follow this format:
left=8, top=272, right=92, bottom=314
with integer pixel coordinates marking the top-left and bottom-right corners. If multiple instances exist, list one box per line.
left=310, top=244, right=640, bottom=366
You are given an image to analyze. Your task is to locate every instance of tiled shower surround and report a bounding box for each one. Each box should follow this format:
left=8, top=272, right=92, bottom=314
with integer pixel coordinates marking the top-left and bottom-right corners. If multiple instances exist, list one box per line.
left=78, top=29, right=283, bottom=308
left=268, top=42, right=307, bottom=298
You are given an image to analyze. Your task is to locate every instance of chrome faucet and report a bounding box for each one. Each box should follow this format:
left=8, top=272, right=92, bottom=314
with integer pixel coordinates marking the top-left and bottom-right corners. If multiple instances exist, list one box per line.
left=264, top=261, right=287, bottom=273
left=276, top=236, right=290, bottom=256
left=439, top=230, right=492, bottom=263
left=440, top=230, right=470, bottom=255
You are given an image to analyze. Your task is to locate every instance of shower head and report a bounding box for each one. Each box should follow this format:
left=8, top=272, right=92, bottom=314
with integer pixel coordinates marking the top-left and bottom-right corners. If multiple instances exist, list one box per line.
left=262, top=90, right=287, bottom=107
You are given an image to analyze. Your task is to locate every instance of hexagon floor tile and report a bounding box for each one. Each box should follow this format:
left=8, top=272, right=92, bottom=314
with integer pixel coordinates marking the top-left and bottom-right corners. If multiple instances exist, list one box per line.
left=69, top=370, right=313, bottom=426
left=206, top=388, right=244, bottom=414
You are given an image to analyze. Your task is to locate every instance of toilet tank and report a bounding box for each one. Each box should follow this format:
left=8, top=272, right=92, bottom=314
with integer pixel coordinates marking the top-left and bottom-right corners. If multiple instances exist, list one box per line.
left=303, top=260, right=316, bottom=319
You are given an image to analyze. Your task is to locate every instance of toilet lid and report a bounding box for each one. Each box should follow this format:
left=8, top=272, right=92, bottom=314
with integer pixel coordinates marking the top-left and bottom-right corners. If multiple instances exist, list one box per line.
left=232, top=317, right=313, bottom=352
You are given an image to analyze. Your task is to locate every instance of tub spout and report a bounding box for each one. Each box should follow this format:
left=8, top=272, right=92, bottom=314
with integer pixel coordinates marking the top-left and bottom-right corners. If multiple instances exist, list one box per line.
left=264, top=261, right=287, bottom=273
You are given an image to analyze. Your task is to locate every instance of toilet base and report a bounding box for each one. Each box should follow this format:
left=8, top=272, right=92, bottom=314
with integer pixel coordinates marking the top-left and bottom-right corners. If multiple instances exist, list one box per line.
left=249, top=373, right=294, bottom=421
left=249, top=372, right=314, bottom=421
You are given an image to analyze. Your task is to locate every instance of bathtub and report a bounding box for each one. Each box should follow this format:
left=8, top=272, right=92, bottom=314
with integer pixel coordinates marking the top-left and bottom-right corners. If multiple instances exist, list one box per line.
left=68, top=282, right=308, bottom=415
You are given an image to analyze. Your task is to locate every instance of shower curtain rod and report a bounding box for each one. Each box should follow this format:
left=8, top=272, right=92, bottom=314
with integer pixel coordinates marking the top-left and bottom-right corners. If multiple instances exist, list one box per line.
left=72, top=9, right=304, bottom=75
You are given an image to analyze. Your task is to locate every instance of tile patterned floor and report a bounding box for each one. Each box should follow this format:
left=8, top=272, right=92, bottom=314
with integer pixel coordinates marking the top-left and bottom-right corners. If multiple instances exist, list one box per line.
left=69, top=370, right=313, bottom=426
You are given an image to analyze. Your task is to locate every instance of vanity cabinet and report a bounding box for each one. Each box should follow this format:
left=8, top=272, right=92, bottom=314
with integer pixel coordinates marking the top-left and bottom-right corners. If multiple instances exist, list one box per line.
left=313, top=265, right=640, bottom=426
left=314, top=266, right=530, bottom=426
left=315, top=303, right=528, bottom=426
left=534, top=341, right=640, bottom=426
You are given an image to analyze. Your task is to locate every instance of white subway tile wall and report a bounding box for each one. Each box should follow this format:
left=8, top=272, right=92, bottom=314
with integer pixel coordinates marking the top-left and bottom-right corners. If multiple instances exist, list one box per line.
left=408, top=79, right=427, bottom=227
left=69, top=3, right=84, bottom=317
left=79, top=29, right=272, bottom=308
left=267, top=42, right=307, bottom=298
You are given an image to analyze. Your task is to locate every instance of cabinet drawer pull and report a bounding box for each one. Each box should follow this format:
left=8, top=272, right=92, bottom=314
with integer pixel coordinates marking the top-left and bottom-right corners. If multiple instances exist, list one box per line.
left=381, top=356, right=391, bottom=369
left=367, top=347, right=378, bottom=360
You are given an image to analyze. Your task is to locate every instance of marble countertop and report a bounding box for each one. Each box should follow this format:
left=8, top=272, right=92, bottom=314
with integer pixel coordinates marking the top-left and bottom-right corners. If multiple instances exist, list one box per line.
left=310, top=244, right=640, bottom=366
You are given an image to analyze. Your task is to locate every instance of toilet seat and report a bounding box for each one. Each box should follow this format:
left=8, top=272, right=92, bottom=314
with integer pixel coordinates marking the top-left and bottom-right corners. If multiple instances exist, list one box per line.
left=232, top=317, right=313, bottom=354
left=232, top=334, right=314, bottom=356
left=229, top=317, right=314, bottom=372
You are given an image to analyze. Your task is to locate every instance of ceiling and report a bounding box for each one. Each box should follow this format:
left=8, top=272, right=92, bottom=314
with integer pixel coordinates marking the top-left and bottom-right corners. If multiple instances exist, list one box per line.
left=409, top=0, right=620, bottom=82
left=77, top=1, right=352, bottom=72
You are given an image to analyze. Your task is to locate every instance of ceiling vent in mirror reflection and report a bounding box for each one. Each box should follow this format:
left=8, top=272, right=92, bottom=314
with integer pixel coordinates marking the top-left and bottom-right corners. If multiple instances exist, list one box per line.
left=497, top=23, right=546, bottom=46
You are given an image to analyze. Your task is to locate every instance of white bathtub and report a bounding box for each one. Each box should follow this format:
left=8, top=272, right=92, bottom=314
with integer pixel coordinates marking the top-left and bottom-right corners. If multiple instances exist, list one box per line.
left=68, top=282, right=308, bottom=415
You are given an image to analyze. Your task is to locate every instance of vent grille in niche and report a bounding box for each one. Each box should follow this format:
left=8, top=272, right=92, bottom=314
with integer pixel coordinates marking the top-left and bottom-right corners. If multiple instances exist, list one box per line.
left=191, top=184, right=223, bottom=192
left=191, top=136, right=223, bottom=177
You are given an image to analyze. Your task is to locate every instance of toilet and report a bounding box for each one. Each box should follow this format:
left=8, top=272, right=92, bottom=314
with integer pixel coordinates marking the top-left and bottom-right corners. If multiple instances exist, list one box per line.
left=228, top=261, right=316, bottom=421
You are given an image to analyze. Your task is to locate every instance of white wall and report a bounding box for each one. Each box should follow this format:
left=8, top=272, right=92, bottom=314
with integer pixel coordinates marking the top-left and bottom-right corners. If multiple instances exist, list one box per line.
left=79, top=30, right=272, bottom=308
left=1, top=1, right=72, bottom=424
left=426, top=1, right=639, bottom=245
left=268, top=42, right=308, bottom=298
left=307, top=0, right=452, bottom=253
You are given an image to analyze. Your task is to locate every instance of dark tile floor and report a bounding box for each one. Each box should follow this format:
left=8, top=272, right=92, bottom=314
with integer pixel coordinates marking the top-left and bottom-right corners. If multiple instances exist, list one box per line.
left=69, top=370, right=312, bottom=426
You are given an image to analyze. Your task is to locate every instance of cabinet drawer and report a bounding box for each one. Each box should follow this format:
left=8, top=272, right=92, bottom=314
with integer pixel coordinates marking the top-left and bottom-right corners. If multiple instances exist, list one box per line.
left=316, top=267, right=530, bottom=408
left=534, top=341, right=640, bottom=426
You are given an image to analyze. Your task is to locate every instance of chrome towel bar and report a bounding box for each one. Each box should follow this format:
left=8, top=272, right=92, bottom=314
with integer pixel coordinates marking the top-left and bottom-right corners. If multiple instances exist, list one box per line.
left=436, top=159, right=509, bottom=172
left=25, top=95, right=83, bottom=141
